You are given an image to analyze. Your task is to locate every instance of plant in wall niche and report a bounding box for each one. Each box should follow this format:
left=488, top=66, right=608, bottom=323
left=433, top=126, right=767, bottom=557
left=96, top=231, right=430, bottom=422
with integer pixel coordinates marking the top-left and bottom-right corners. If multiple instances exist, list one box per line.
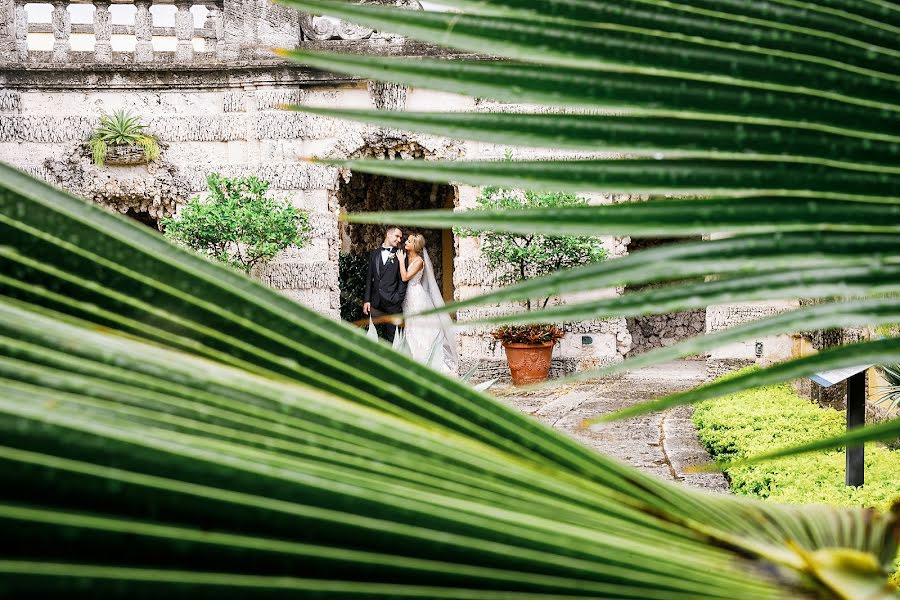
left=89, top=109, right=160, bottom=167
left=457, top=187, right=606, bottom=384
left=162, top=173, right=311, bottom=274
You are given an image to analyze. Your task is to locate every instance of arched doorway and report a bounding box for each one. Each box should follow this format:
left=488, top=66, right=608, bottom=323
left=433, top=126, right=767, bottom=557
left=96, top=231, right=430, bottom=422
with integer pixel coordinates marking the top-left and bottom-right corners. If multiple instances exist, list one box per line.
left=337, top=171, right=457, bottom=323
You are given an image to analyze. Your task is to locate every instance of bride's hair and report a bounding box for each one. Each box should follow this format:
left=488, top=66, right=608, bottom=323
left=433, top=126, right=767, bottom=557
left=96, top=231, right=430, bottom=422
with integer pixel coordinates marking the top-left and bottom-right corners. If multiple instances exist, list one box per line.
left=408, top=233, right=426, bottom=253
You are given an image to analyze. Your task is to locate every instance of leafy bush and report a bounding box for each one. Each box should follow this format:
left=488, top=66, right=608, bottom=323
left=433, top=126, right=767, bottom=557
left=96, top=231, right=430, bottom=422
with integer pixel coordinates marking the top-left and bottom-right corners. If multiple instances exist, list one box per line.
left=694, top=370, right=900, bottom=511
left=89, top=109, right=160, bottom=166
left=162, top=173, right=310, bottom=274
left=457, top=186, right=607, bottom=344
left=694, top=372, right=900, bottom=585
left=339, top=252, right=369, bottom=323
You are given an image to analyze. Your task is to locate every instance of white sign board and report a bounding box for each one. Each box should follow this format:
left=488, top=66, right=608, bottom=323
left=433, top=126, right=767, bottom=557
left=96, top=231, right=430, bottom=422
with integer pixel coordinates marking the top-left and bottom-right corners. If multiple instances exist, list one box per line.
left=809, top=364, right=872, bottom=388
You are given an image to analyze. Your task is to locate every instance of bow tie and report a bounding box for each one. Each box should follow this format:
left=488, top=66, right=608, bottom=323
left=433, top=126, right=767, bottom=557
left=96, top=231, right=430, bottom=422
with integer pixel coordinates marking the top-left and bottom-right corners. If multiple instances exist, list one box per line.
left=381, top=247, right=397, bottom=253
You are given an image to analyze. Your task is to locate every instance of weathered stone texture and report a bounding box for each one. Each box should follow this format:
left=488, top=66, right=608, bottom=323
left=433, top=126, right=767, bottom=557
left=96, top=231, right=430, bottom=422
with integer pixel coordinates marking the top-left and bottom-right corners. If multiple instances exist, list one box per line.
left=253, top=89, right=306, bottom=110
left=0, top=116, right=93, bottom=142
left=279, top=287, right=340, bottom=318
left=367, top=81, right=407, bottom=111
left=253, top=113, right=344, bottom=140
left=706, top=303, right=794, bottom=332
left=253, top=260, right=338, bottom=289
left=307, top=212, right=337, bottom=239
left=180, top=162, right=339, bottom=192
left=223, top=91, right=246, bottom=113
left=453, top=257, right=511, bottom=286
left=627, top=310, right=706, bottom=356
left=0, top=91, right=21, bottom=113
left=43, top=152, right=190, bottom=221
left=146, top=115, right=247, bottom=141
left=706, top=358, right=755, bottom=381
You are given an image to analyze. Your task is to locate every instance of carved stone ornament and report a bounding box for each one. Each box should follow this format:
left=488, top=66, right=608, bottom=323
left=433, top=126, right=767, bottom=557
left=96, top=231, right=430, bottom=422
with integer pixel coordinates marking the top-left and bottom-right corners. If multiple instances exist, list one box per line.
left=299, top=0, right=421, bottom=41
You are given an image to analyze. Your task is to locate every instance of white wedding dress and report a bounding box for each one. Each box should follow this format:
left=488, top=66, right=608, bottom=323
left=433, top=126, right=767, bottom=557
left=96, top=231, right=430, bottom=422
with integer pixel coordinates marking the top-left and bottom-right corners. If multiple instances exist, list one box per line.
left=401, top=250, right=458, bottom=375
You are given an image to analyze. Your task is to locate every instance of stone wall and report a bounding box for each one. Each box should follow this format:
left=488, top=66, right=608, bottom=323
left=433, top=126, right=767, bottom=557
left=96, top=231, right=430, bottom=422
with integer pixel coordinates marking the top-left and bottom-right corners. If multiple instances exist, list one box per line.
left=0, top=73, right=364, bottom=319
left=626, top=310, right=706, bottom=356
left=705, top=300, right=798, bottom=380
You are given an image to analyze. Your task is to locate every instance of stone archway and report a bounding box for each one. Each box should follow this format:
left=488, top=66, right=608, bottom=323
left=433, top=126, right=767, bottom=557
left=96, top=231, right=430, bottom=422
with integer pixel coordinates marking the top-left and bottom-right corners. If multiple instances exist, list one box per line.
left=624, top=237, right=706, bottom=357
left=337, top=172, right=457, bottom=323
left=323, top=133, right=463, bottom=324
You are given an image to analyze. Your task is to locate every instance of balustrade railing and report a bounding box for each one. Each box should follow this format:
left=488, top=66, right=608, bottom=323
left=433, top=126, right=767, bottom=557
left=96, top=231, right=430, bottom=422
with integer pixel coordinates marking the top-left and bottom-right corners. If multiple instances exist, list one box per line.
left=8, top=0, right=224, bottom=64
left=2, top=0, right=411, bottom=66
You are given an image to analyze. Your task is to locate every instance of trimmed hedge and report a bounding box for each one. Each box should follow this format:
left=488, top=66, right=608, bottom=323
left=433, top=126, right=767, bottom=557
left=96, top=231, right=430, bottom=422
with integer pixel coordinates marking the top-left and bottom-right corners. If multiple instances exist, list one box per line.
left=693, top=371, right=900, bottom=582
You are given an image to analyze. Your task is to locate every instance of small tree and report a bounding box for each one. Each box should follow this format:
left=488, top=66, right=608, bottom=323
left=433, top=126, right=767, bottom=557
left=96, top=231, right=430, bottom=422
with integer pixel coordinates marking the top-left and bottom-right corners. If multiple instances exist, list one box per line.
left=162, top=173, right=310, bottom=274
left=458, top=186, right=607, bottom=343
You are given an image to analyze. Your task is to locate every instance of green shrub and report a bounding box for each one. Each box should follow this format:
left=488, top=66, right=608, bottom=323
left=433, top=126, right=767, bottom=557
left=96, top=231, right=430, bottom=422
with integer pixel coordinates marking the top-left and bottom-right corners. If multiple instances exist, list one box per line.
left=162, top=173, right=310, bottom=274
left=339, top=252, right=369, bottom=323
left=694, top=372, right=900, bottom=511
left=695, top=372, right=900, bottom=583
left=456, top=185, right=607, bottom=344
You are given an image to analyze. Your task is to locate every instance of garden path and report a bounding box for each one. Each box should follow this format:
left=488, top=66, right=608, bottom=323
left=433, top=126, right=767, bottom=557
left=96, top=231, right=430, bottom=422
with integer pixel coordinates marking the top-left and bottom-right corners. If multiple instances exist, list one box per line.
left=492, top=359, right=731, bottom=494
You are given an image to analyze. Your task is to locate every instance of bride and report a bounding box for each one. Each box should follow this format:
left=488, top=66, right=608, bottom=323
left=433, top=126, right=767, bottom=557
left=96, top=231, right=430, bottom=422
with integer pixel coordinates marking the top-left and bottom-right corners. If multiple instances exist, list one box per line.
left=396, top=234, right=459, bottom=375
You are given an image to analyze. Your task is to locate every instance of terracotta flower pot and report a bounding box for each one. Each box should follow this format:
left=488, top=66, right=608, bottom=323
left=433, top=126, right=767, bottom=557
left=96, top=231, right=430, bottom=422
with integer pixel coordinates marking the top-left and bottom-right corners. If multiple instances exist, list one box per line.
left=502, top=341, right=554, bottom=385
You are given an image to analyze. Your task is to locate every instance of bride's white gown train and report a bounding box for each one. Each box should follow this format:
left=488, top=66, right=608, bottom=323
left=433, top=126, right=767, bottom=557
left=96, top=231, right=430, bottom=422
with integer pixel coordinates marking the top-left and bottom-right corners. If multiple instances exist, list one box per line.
left=401, top=250, right=458, bottom=375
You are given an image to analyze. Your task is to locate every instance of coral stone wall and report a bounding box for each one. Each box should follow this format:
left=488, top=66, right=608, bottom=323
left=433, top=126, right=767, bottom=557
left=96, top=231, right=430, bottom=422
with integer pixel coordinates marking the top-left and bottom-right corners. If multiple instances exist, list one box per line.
left=626, top=311, right=706, bottom=356
left=0, top=78, right=360, bottom=317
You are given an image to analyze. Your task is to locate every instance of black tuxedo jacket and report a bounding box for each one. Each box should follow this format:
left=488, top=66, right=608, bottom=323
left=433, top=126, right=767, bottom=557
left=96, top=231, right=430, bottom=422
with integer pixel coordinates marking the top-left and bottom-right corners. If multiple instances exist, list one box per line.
left=364, top=248, right=407, bottom=313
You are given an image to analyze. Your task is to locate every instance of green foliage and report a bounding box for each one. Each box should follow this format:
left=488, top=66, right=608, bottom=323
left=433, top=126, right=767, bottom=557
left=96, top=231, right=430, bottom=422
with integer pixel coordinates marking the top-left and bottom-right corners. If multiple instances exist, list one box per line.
left=89, top=109, right=160, bottom=166
left=2, top=124, right=899, bottom=600
left=161, top=173, right=310, bottom=274
left=458, top=186, right=607, bottom=344
left=876, top=364, right=900, bottom=411
left=693, top=370, right=900, bottom=511
left=277, top=0, right=900, bottom=455
left=458, top=187, right=607, bottom=309
left=339, top=252, right=369, bottom=322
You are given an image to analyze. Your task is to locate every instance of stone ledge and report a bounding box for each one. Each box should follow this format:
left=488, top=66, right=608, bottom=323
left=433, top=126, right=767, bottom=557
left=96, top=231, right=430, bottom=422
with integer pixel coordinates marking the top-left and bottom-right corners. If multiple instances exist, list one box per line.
left=0, top=114, right=349, bottom=143
left=0, top=40, right=480, bottom=90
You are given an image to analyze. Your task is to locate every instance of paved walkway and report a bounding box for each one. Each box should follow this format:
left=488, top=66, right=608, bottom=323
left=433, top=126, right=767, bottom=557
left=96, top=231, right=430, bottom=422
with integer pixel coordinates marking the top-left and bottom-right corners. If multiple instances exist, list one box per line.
left=492, top=360, right=730, bottom=494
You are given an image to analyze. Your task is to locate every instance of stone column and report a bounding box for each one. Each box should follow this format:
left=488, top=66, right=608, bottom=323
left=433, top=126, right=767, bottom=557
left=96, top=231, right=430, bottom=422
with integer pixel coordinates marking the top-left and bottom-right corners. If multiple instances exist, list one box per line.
left=50, top=0, right=70, bottom=63
left=0, top=0, right=15, bottom=61
left=134, top=0, right=153, bottom=63
left=205, top=1, right=224, bottom=59
left=174, top=0, right=193, bottom=62
left=13, top=0, right=27, bottom=61
left=93, top=0, right=112, bottom=63
left=221, top=0, right=245, bottom=61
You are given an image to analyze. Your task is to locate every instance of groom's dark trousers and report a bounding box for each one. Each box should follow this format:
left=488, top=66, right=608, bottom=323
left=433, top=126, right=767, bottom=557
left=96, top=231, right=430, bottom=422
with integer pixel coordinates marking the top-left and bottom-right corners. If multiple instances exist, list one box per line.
left=364, top=248, right=407, bottom=343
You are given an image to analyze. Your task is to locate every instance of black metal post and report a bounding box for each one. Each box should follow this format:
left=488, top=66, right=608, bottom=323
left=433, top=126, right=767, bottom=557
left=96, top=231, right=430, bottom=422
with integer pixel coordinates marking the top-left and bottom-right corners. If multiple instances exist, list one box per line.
left=845, top=371, right=866, bottom=487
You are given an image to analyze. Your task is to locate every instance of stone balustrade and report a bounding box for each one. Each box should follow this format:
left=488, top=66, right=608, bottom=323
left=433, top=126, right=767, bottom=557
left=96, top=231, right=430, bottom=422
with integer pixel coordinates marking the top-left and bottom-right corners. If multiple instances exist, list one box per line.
left=0, top=0, right=415, bottom=67
left=5, top=0, right=225, bottom=64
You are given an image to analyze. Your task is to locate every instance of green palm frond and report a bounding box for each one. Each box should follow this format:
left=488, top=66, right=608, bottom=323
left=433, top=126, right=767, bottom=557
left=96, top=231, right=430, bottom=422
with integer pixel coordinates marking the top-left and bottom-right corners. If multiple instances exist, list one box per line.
left=1, top=161, right=898, bottom=598
left=276, top=0, right=900, bottom=455
left=3, top=0, right=900, bottom=595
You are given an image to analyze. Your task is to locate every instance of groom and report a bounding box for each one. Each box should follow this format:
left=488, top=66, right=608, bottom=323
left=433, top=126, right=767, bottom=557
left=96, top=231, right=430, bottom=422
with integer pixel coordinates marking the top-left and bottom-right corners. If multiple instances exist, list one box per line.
left=363, top=226, right=407, bottom=342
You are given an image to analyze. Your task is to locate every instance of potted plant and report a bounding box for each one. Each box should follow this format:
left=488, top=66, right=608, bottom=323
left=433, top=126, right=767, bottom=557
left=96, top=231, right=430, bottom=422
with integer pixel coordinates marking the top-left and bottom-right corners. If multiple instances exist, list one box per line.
left=89, top=109, right=160, bottom=167
left=459, top=186, right=607, bottom=385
